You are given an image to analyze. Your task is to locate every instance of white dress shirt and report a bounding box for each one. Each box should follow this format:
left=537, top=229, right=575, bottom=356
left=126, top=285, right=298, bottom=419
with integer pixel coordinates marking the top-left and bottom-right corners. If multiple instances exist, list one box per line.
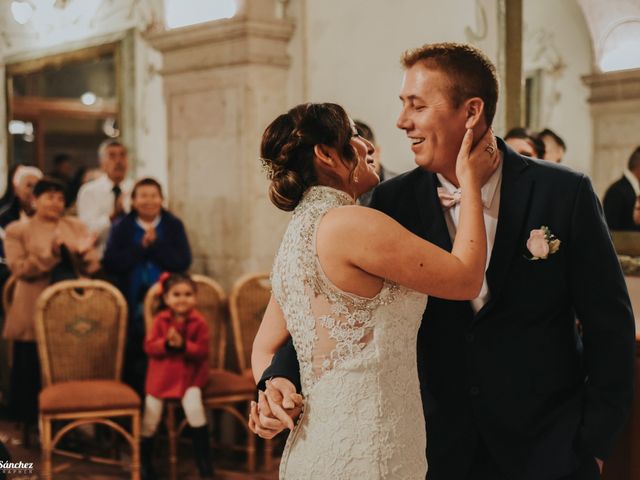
left=77, top=174, right=133, bottom=256
left=436, top=156, right=503, bottom=313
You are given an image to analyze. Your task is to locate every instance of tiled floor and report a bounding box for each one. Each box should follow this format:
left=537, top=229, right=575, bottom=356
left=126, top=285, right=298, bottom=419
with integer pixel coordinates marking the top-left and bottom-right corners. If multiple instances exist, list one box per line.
left=0, top=418, right=281, bottom=479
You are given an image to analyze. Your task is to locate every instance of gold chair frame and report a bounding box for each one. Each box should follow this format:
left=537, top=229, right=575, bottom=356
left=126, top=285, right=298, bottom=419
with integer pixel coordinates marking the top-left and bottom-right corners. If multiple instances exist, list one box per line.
left=228, top=272, right=275, bottom=471
left=35, top=279, right=140, bottom=480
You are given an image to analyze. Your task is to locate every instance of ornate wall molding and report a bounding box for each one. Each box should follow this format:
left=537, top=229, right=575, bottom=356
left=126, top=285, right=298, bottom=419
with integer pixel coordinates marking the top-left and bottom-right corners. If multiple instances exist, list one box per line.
left=0, top=0, right=162, bottom=58
left=523, top=24, right=567, bottom=127
left=583, top=68, right=640, bottom=103
left=147, top=17, right=295, bottom=75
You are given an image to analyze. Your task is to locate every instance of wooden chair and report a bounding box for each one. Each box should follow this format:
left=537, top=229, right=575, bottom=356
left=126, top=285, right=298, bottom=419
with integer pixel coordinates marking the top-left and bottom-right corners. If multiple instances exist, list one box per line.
left=143, top=274, right=257, bottom=480
left=228, top=273, right=275, bottom=470
left=35, top=279, right=141, bottom=480
left=0, top=276, right=18, bottom=441
left=2, top=275, right=16, bottom=369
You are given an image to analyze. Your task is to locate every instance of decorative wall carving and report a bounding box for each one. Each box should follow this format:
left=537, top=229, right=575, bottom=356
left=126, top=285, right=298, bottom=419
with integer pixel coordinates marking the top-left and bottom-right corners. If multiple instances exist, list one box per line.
left=523, top=24, right=567, bottom=128
left=0, top=0, right=162, bottom=58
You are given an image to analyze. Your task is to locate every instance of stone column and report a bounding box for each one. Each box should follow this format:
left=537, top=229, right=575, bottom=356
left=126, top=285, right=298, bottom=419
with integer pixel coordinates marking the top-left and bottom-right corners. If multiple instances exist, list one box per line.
left=582, top=69, right=640, bottom=195
left=147, top=0, right=294, bottom=289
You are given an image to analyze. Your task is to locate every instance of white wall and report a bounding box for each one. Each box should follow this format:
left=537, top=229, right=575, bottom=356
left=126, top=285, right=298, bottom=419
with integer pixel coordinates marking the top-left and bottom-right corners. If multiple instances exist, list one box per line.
left=133, top=33, right=168, bottom=195
left=284, top=0, right=595, bottom=176
left=523, top=0, right=594, bottom=174
left=288, top=0, right=491, bottom=175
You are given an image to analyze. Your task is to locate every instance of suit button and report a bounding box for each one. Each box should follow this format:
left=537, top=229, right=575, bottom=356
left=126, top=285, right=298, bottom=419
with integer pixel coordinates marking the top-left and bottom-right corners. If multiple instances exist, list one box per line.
left=470, top=386, right=480, bottom=397
left=465, top=333, right=475, bottom=343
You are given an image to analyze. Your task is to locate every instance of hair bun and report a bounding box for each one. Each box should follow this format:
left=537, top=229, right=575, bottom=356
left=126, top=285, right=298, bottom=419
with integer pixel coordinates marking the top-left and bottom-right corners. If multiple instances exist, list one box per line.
left=269, top=169, right=306, bottom=211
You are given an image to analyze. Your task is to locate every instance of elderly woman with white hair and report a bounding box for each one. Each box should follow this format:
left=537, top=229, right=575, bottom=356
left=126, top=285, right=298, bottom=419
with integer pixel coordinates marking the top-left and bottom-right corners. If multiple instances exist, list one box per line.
left=0, top=166, right=43, bottom=289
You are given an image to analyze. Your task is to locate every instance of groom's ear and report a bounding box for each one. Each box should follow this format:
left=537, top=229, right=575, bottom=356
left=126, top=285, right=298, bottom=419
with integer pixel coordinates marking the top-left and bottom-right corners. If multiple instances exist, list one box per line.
left=463, top=97, right=485, bottom=130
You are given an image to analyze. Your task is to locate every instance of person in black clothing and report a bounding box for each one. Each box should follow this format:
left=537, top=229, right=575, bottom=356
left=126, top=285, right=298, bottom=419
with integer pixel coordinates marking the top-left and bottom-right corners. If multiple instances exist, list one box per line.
left=603, top=146, right=640, bottom=231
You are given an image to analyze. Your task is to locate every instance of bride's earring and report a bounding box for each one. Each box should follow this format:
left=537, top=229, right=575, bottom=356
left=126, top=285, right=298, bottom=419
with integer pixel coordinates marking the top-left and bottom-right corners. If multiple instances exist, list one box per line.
left=353, top=173, right=359, bottom=184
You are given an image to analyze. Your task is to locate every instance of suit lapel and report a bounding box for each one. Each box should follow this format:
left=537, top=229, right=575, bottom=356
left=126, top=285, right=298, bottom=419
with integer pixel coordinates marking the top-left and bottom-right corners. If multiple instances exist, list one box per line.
left=475, top=141, right=533, bottom=321
left=414, top=170, right=453, bottom=251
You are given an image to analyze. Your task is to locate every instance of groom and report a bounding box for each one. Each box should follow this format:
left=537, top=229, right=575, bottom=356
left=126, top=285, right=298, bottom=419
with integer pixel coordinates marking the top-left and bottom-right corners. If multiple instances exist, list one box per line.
left=256, top=43, right=635, bottom=480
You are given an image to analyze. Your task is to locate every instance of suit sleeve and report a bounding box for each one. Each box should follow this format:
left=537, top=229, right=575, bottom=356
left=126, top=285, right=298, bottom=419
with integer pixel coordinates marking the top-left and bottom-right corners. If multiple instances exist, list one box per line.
left=569, top=175, right=636, bottom=459
left=144, top=317, right=169, bottom=359
left=102, top=221, right=145, bottom=273
left=602, top=187, right=627, bottom=231
left=257, top=337, right=302, bottom=392
left=147, top=218, right=192, bottom=272
left=184, top=321, right=209, bottom=361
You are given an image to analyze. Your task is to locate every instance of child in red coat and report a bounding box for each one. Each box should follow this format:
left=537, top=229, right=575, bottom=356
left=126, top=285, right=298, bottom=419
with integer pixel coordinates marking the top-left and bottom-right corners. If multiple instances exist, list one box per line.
left=140, top=273, right=213, bottom=480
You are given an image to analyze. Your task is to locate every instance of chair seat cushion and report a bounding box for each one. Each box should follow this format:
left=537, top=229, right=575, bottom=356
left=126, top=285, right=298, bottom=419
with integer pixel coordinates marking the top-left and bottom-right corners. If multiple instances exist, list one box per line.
left=205, top=369, right=256, bottom=397
left=39, top=380, right=141, bottom=414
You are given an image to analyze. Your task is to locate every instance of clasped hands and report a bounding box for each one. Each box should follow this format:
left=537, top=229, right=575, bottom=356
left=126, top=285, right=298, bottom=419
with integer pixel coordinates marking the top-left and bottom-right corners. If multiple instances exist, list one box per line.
left=166, top=326, right=184, bottom=349
left=248, top=378, right=304, bottom=439
left=52, top=230, right=97, bottom=256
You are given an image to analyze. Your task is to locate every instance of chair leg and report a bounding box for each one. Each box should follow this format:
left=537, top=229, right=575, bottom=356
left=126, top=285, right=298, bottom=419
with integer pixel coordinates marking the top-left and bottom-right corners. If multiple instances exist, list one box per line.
left=246, top=408, right=256, bottom=473
left=166, top=403, right=178, bottom=480
left=131, top=411, right=141, bottom=480
left=264, top=438, right=274, bottom=471
left=40, top=416, right=52, bottom=480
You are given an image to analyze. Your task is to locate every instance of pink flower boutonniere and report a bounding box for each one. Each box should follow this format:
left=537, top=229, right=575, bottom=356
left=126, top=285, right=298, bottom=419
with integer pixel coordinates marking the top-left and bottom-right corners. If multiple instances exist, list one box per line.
left=526, top=226, right=561, bottom=260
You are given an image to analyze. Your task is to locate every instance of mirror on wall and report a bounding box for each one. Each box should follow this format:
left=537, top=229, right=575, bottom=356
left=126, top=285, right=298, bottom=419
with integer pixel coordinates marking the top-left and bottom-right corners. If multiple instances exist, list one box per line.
left=5, top=42, right=120, bottom=178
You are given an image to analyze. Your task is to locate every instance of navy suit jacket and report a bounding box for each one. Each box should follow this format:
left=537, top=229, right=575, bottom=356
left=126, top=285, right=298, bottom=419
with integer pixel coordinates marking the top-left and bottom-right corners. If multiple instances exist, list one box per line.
left=260, top=139, right=635, bottom=480
left=603, top=175, right=640, bottom=231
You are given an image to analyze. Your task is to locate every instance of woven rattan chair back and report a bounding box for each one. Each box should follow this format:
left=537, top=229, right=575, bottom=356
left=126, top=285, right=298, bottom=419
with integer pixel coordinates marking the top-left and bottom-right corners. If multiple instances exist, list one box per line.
left=143, top=274, right=227, bottom=369
left=229, top=273, right=271, bottom=373
left=35, top=280, right=127, bottom=388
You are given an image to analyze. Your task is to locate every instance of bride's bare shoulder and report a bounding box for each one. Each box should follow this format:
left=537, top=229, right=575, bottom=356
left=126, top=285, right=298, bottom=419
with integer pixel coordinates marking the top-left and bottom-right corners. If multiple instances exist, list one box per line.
left=320, top=205, right=394, bottom=237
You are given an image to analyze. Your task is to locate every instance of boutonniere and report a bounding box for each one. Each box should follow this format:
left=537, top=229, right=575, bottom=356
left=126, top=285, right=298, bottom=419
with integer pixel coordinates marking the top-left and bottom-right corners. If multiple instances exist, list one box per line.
left=525, top=226, right=561, bottom=260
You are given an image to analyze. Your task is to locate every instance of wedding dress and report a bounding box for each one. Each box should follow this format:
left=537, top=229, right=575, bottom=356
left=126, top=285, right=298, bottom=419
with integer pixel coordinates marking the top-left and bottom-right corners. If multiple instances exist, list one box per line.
left=271, top=186, right=429, bottom=479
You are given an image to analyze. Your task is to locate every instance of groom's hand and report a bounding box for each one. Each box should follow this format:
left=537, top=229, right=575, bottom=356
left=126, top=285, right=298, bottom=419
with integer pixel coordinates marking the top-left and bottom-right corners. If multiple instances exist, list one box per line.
left=261, top=378, right=303, bottom=429
left=596, top=457, right=603, bottom=474
left=249, top=392, right=287, bottom=439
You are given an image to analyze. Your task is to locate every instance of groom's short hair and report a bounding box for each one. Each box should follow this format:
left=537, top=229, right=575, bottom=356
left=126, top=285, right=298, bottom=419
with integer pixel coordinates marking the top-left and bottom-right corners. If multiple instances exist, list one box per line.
left=401, top=42, right=499, bottom=127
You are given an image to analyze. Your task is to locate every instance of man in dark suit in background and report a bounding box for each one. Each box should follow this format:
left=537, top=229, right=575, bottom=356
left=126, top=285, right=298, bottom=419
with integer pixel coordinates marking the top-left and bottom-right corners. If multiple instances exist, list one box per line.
left=603, top=146, right=640, bottom=231
left=254, top=43, right=635, bottom=480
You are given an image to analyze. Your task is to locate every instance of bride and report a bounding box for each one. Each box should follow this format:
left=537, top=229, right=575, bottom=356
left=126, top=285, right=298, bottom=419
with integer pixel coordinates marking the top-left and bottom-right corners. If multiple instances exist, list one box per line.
left=251, top=102, right=497, bottom=479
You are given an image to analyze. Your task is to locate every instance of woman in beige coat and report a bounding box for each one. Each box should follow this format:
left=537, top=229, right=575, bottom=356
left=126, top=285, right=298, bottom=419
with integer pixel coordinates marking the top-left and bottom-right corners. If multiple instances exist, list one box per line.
left=3, top=177, right=100, bottom=427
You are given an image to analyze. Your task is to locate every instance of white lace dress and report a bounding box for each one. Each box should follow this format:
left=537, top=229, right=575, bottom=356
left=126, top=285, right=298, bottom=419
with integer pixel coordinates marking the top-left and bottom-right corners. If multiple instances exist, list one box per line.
left=271, top=186, right=429, bottom=479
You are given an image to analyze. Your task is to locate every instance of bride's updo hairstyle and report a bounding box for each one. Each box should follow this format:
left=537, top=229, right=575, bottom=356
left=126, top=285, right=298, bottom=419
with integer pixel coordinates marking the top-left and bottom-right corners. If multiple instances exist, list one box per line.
left=260, top=103, right=357, bottom=211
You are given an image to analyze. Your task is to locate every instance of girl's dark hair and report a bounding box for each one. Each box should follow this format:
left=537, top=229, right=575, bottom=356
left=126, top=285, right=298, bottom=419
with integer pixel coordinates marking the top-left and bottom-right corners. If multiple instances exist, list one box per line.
left=33, top=177, right=66, bottom=198
left=260, top=103, right=357, bottom=211
left=158, top=272, right=197, bottom=310
left=132, top=177, right=163, bottom=199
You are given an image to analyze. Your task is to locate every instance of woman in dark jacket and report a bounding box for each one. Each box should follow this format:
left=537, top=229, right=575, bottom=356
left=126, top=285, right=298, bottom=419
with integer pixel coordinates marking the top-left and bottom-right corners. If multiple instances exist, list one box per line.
left=102, top=177, right=191, bottom=395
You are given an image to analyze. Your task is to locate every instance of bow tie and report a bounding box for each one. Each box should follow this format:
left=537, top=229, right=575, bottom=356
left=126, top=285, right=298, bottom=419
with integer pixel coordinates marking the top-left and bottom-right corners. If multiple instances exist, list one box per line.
left=437, top=187, right=462, bottom=209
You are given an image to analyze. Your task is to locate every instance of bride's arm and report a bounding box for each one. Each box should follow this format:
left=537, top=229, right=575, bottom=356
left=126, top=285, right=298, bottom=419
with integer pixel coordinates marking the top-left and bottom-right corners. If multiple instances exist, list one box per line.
left=252, top=295, right=290, bottom=385
left=321, top=130, right=495, bottom=300
left=251, top=296, right=302, bottom=436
